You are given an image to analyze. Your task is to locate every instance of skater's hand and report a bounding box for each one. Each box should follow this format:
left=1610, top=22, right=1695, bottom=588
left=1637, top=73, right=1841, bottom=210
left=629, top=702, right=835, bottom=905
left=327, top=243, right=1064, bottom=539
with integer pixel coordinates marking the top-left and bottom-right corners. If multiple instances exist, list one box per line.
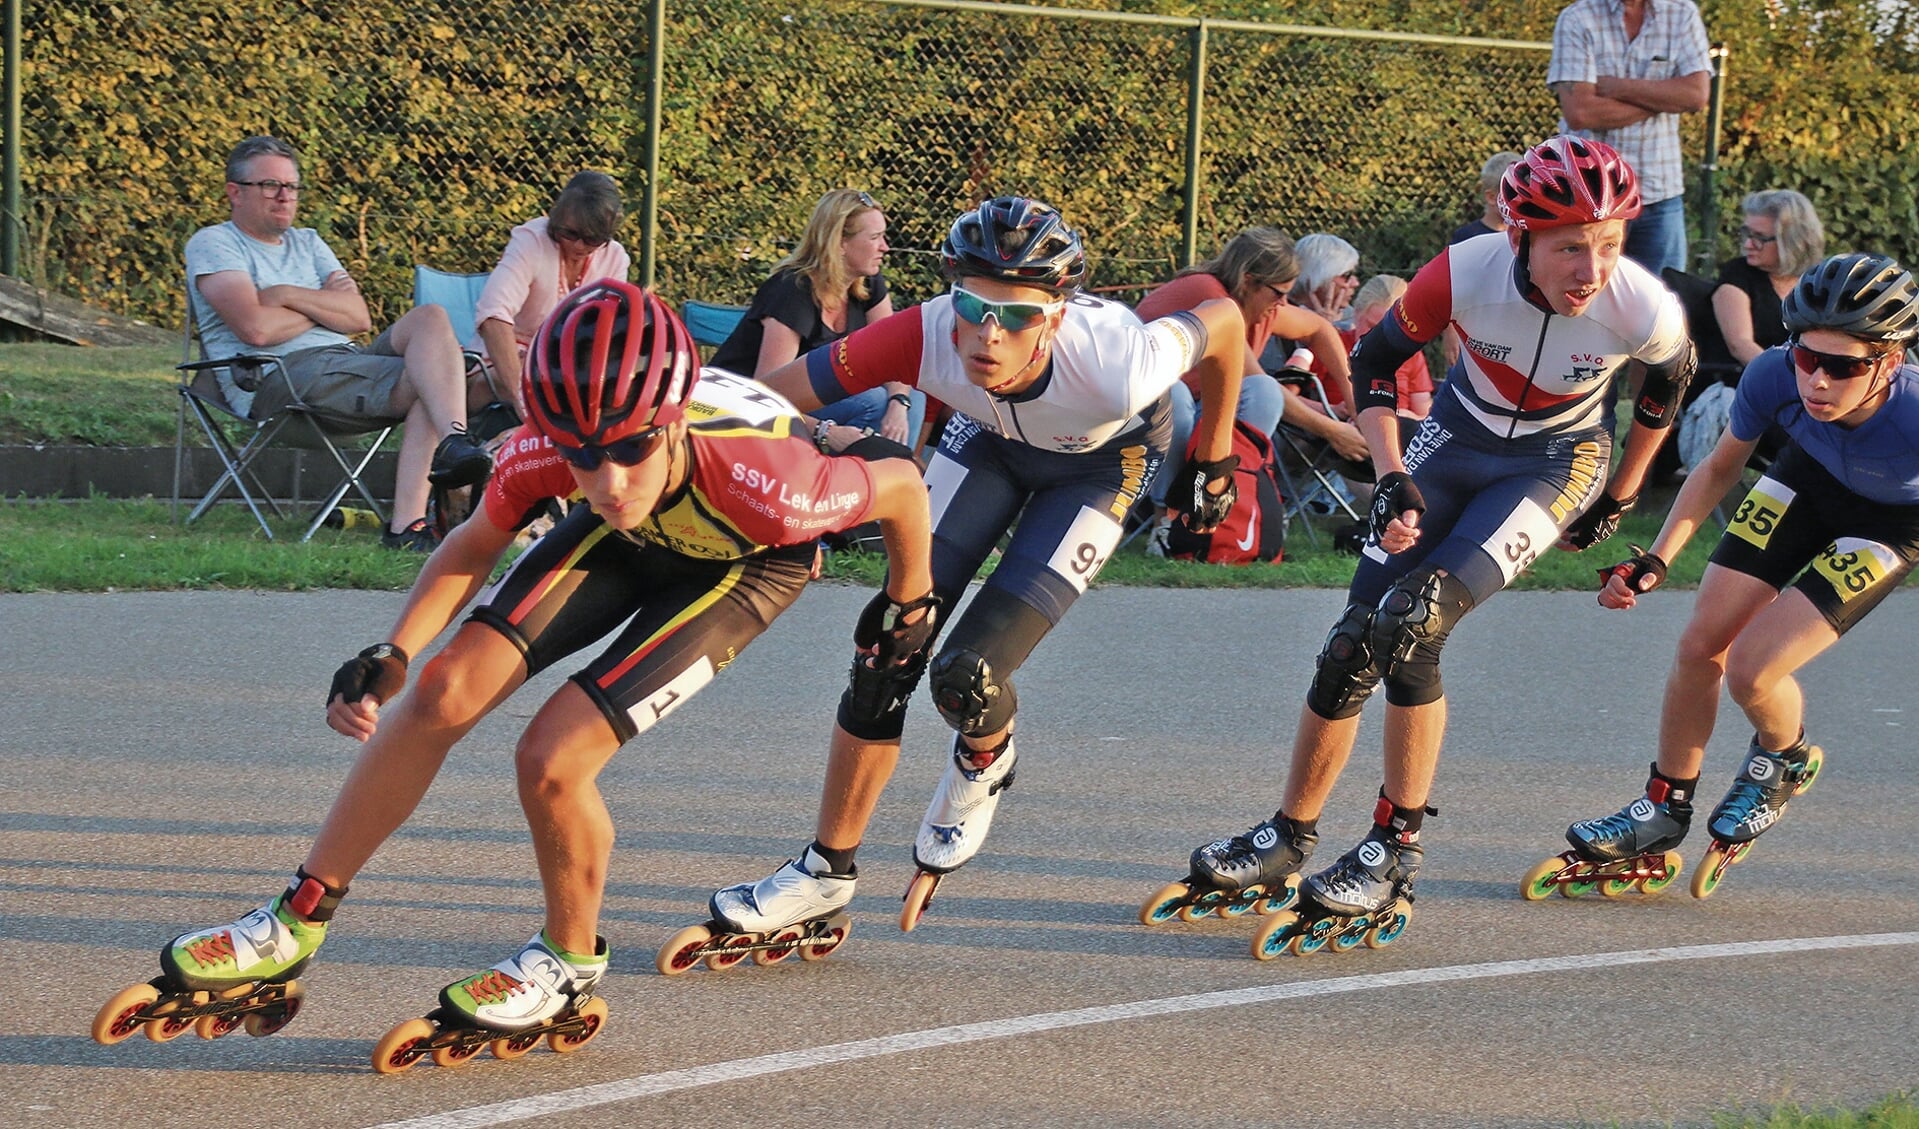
left=1368, top=471, right=1424, bottom=555
left=327, top=643, right=407, bottom=741
left=1182, top=457, right=1238, bottom=533
left=328, top=693, right=383, bottom=741
left=1596, top=546, right=1667, bottom=610
left=1558, top=492, right=1634, bottom=552
left=855, top=590, right=942, bottom=669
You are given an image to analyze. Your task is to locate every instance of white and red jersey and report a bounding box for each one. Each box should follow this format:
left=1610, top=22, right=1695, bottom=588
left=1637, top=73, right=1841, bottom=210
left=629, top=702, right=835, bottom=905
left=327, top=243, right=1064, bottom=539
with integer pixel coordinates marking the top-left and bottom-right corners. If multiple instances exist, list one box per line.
left=804, top=292, right=1206, bottom=453
left=482, top=368, right=879, bottom=560
left=1395, top=233, right=1686, bottom=440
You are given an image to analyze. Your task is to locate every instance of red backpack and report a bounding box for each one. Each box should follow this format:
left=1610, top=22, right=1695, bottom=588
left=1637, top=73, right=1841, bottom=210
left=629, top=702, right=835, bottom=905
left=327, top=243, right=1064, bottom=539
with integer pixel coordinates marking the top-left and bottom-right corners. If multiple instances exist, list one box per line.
left=1165, top=419, right=1286, bottom=564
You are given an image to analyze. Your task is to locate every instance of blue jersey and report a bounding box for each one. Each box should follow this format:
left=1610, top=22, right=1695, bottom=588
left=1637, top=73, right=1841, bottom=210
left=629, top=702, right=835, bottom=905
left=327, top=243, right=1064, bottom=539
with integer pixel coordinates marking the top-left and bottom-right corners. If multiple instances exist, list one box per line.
left=1730, top=347, right=1919, bottom=505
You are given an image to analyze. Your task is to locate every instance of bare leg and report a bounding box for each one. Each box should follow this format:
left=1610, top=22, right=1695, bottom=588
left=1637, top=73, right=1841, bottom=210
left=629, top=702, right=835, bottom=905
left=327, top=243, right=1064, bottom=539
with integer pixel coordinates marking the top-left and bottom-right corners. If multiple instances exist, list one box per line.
left=1281, top=705, right=1363, bottom=821
left=1382, top=697, right=1447, bottom=810
left=1724, top=588, right=1839, bottom=751
left=383, top=304, right=470, bottom=436
left=389, top=400, right=436, bottom=532
left=816, top=724, right=901, bottom=852
left=1656, top=565, right=1779, bottom=778
left=516, top=682, right=624, bottom=957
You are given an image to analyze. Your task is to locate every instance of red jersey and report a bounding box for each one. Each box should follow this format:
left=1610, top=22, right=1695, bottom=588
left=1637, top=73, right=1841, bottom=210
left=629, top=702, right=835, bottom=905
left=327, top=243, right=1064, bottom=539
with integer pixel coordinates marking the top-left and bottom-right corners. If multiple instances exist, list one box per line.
left=482, top=368, right=880, bottom=560
left=1135, top=272, right=1277, bottom=394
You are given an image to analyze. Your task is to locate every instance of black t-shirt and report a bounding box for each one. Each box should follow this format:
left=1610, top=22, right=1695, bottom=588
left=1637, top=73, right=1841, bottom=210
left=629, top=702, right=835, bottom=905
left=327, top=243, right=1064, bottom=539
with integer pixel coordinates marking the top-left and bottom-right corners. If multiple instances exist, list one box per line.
left=708, top=268, right=889, bottom=375
left=1715, top=257, right=1789, bottom=351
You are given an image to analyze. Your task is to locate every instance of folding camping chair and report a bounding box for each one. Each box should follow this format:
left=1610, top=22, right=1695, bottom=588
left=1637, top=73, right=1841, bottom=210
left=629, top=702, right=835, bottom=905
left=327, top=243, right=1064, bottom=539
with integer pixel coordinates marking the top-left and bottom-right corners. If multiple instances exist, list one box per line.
left=681, top=299, right=748, bottom=352
left=1270, top=368, right=1367, bottom=548
left=171, top=292, right=395, bottom=541
left=412, top=265, right=516, bottom=432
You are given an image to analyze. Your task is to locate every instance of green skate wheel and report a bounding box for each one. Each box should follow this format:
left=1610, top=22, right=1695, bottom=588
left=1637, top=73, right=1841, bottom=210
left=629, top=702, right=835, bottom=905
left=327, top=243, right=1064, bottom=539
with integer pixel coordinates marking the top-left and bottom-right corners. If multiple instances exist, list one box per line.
left=1796, top=747, right=1824, bottom=795
left=1692, top=842, right=1733, bottom=899
left=1249, top=910, right=1299, bottom=961
left=1520, top=856, right=1569, bottom=902
left=1140, top=881, right=1191, bottom=926
left=372, top=1017, right=437, bottom=1075
left=1560, top=875, right=1601, bottom=898
left=1365, top=899, right=1412, bottom=949
left=1600, top=872, right=1637, bottom=897
left=92, top=982, right=160, bottom=1045
left=549, top=995, right=608, bottom=1054
left=1638, top=851, right=1683, bottom=895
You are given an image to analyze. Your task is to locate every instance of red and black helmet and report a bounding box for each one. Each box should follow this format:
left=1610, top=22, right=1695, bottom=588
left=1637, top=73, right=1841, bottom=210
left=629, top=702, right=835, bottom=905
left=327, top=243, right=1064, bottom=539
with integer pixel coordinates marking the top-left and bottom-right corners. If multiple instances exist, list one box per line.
left=523, top=280, right=700, bottom=451
left=940, top=196, right=1086, bottom=293
left=1498, top=135, right=1643, bottom=232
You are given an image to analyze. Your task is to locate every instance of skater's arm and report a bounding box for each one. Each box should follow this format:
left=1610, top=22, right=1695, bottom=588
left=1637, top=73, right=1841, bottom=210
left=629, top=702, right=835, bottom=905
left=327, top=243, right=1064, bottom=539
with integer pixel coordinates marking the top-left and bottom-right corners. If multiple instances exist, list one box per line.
left=1597, top=428, right=1757, bottom=609
left=862, top=458, right=935, bottom=605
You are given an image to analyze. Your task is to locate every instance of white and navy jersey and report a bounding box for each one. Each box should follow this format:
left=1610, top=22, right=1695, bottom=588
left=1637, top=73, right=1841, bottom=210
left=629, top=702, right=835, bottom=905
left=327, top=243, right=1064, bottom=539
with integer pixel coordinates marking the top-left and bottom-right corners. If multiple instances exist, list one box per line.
left=1380, top=232, right=1687, bottom=443
left=802, top=292, right=1207, bottom=454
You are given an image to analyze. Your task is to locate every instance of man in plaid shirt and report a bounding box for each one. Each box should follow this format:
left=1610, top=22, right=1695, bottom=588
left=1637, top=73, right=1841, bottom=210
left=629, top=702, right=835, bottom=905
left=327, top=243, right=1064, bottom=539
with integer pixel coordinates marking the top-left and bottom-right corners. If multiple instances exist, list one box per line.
left=1548, top=0, right=1711, bottom=274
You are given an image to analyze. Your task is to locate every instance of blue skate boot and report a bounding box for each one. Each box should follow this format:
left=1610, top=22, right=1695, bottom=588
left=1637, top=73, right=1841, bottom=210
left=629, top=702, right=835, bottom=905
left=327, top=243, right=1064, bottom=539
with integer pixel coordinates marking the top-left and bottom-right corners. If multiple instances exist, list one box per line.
left=1524, top=764, right=1693, bottom=900
left=1692, top=735, right=1824, bottom=898
left=1252, top=795, right=1425, bottom=960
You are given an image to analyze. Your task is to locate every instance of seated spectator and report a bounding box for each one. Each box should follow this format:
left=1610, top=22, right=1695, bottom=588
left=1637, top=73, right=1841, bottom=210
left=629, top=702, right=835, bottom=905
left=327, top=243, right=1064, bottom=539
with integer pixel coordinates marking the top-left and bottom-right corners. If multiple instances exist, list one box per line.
left=186, top=135, right=492, bottom=552
left=1341, top=275, right=1434, bottom=452
left=1289, top=233, right=1361, bottom=326
left=1714, top=189, right=1825, bottom=367
left=1135, top=227, right=1365, bottom=554
left=474, top=171, right=632, bottom=420
left=710, top=188, right=925, bottom=445
left=1448, top=151, right=1523, bottom=245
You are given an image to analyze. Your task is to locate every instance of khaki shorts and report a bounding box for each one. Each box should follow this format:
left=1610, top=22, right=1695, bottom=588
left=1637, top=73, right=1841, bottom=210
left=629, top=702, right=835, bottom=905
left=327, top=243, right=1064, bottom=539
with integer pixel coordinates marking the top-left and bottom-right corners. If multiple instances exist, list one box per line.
left=252, top=325, right=408, bottom=430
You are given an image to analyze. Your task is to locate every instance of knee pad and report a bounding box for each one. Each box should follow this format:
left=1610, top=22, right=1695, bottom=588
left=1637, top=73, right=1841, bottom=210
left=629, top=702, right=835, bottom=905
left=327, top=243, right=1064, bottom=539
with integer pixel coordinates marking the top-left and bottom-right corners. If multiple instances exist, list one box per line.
left=929, top=647, right=1017, bottom=738
left=1306, top=602, right=1382, bottom=720
left=836, top=651, right=928, bottom=741
left=1372, top=568, right=1475, bottom=706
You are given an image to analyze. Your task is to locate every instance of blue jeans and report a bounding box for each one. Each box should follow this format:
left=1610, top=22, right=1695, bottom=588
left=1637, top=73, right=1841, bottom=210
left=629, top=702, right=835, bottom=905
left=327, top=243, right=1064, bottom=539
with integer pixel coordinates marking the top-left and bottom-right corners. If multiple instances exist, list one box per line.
left=1149, top=371, right=1286, bottom=507
left=815, top=386, right=928, bottom=448
left=1624, top=194, right=1687, bottom=276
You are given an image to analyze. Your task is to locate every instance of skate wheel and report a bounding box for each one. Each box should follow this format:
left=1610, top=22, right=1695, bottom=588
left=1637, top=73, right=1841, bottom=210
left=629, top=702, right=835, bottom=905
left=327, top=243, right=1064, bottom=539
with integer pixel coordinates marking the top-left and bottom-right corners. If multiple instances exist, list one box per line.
left=490, top=1031, right=542, bottom=1061
left=432, top=1038, right=484, bottom=1068
left=243, top=982, right=303, bottom=1037
left=800, top=915, right=850, bottom=962
left=1559, top=875, right=1600, bottom=899
left=1796, top=747, right=1824, bottom=795
left=92, top=982, right=160, bottom=1045
left=549, top=995, right=608, bottom=1054
left=1599, top=872, right=1637, bottom=897
left=1177, top=887, right=1228, bottom=923
left=900, top=871, right=939, bottom=933
left=755, top=927, right=805, bottom=966
left=1140, top=880, right=1193, bottom=926
left=1638, top=851, right=1683, bottom=895
left=655, top=924, right=713, bottom=977
left=1520, top=855, right=1571, bottom=902
left=1250, top=911, right=1300, bottom=961
left=145, top=991, right=206, bottom=1042
left=1692, top=842, right=1733, bottom=899
left=705, top=935, right=756, bottom=971
left=1255, top=875, right=1301, bottom=915
left=1329, top=921, right=1368, bottom=953
left=195, top=1012, right=244, bottom=1040
left=1217, top=890, right=1258, bottom=919
left=1290, top=918, right=1337, bottom=957
left=372, top=1017, right=438, bottom=1075
left=1365, top=899, right=1412, bottom=949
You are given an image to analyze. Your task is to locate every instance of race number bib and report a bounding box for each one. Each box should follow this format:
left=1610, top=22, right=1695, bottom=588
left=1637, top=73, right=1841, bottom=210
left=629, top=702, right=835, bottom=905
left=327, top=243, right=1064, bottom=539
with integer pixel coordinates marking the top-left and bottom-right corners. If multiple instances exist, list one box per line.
left=1045, top=505, right=1123, bottom=595
left=1727, top=476, right=1795, bottom=550
left=1488, top=497, right=1559, bottom=585
left=1809, top=537, right=1900, bottom=604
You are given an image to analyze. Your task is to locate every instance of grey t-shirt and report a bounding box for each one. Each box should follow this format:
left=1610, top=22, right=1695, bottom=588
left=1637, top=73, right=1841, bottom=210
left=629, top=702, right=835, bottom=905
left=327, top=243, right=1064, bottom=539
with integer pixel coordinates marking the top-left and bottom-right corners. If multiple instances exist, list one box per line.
left=185, top=221, right=353, bottom=414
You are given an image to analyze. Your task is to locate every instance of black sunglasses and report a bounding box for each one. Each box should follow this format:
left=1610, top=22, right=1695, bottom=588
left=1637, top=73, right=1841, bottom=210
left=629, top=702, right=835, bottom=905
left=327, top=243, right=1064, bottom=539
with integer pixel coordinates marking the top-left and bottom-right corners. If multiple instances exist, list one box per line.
left=555, top=427, right=667, bottom=471
left=550, top=224, right=610, bottom=248
left=1789, top=337, right=1888, bottom=381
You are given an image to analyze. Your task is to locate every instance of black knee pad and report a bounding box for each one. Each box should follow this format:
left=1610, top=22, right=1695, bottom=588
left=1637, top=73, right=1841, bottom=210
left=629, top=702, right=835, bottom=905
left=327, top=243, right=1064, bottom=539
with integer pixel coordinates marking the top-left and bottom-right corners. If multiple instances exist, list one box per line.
left=1306, top=602, right=1383, bottom=720
left=1373, top=568, right=1475, bottom=707
left=836, top=653, right=928, bottom=741
left=929, top=647, right=1017, bottom=737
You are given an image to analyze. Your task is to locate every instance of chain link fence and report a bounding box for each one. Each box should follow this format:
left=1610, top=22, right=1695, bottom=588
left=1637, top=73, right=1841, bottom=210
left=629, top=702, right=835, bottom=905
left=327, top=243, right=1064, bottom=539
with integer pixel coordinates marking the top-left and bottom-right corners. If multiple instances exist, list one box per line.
left=16, top=0, right=1556, bottom=327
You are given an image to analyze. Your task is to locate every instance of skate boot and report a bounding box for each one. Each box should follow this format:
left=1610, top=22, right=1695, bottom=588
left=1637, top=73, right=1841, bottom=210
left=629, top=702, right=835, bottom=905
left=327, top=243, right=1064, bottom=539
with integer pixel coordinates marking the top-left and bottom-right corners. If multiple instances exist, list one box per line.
left=1692, top=736, right=1824, bottom=899
left=1252, top=809, right=1422, bottom=961
left=371, top=931, right=611, bottom=1073
left=901, top=733, right=1017, bottom=931
left=657, top=844, right=856, bottom=975
left=92, top=870, right=341, bottom=1047
left=1524, top=765, right=1692, bottom=901
left=1140, top=814, right=1317, bottom=925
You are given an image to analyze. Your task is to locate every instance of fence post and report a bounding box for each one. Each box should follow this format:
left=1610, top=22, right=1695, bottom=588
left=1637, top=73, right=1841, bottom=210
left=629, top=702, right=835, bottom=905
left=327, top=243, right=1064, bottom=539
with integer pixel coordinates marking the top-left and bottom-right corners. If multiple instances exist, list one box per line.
left=1179, top=21, right=1208, bottom=271
left=1697, top=41, right=1728, bottom=273
left=639, top=0, right=666, bottom=290
left=2, top=0, right=20, bottom=277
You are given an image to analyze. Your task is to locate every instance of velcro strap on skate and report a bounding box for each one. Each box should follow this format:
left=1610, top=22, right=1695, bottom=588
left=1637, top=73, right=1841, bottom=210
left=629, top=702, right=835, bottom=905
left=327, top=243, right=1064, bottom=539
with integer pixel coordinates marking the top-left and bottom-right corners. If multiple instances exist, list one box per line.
left=958, top=730, right=1013, bottom=771
left=285, top=868, right=348, bottom=923
left=1646, top=762, right=1696, bottom=806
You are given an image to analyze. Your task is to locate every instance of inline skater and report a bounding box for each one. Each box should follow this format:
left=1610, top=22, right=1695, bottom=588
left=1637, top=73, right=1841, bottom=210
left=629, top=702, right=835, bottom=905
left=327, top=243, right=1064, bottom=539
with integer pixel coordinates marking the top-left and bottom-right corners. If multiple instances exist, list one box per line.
left=92, top=281, right=935, bottom=1068
left=693, top=196, right=1248, bottom=940
left=1157, top=136, right=1697, bottom=957
left=1534, top=252, right=1919, bottom=900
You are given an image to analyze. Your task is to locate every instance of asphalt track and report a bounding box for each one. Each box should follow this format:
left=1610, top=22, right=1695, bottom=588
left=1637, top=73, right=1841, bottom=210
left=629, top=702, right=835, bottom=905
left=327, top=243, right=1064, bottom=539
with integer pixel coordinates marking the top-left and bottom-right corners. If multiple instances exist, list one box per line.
left=3, top=585, right=1915, bottom=1128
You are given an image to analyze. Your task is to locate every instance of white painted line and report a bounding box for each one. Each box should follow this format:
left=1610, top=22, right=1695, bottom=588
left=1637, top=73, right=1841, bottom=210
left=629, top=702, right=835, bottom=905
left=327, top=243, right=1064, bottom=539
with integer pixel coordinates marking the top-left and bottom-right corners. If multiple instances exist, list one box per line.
left=365, top=931, right=1919, bottom=1129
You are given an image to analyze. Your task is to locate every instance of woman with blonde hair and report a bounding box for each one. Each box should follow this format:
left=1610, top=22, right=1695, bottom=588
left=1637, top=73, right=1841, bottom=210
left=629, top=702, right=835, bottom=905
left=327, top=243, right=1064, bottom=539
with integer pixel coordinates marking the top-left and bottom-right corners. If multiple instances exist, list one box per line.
left=712, top=188, right=923, bottom=443
left=1713, top=189, right=1826, bottom=367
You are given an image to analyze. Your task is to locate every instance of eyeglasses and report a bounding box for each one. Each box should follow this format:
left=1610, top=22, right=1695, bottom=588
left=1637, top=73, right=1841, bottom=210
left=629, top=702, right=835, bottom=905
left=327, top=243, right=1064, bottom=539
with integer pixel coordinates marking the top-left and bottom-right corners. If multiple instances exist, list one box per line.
left=232, top=179, right=302, bottom=198
left=950, top=285, right=1064, bottom=332
left=1739, top=226, right=1778, bottom=246
left=550, top=225, right=610, bottom=249
left=1789, top=337, right=1887, bottom=381
left=555, top=426, right=667, bottom=471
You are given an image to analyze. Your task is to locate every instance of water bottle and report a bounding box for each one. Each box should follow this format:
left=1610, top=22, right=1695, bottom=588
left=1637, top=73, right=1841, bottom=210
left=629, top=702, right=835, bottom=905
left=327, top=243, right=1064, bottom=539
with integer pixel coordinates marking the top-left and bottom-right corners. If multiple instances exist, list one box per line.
left=322, top=506, right=379, bottom=531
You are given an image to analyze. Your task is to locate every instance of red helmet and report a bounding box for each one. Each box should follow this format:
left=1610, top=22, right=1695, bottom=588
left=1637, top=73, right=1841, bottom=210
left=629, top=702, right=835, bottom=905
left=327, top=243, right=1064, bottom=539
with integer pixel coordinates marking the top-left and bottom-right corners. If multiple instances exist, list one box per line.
left=1498, top=135, right=1642, bottom=232
left=523, top=281, right=700, bottom=451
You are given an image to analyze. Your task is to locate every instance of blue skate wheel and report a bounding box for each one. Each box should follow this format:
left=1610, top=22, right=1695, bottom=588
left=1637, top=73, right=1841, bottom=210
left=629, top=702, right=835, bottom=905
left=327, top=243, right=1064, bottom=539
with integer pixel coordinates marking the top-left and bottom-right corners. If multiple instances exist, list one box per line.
left=1140, top=881, right=1193, bottom=926
left=1256, top=875, right=1301, bottom=915
left=1249, top=911, right=1300, bottom=961
left=1364, top=899, right=1412, bottom=949
left=1329, top=922, right=1368, bottom=953
left=1290, top=917, right=1337, bottom=957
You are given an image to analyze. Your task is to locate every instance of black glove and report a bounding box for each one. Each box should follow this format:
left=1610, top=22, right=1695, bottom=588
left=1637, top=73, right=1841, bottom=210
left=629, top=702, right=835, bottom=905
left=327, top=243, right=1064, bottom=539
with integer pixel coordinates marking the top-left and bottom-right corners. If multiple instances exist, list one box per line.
left=840, top=433, right=922, bottom=468
left=328, top=643, right=409, bottom=707
left=1599, top=545, right=1668, bottom=594
left=1368, top=471, right=1426, bottom=543
left=853, top=591, right=942, bottom=669
left=1561, top=492, right=1635, bottom=551
left=1185, top=455, right=1239, bottom=529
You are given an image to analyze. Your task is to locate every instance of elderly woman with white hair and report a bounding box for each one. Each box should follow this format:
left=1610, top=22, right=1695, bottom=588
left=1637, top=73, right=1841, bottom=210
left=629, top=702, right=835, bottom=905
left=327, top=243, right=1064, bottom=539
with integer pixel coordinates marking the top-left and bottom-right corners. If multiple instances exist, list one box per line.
left=1289, top=233, right=1361, bottom=325
left=1713, top=189, right=1826, bottom=367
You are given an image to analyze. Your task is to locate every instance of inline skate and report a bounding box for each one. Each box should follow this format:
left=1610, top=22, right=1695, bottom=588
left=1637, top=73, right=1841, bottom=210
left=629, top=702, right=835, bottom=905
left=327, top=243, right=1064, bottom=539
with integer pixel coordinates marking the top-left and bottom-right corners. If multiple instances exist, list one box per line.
left=1251, top=828, right=1418, bottom=960
left=372, top=932, right=609, bottom=1073
left=1691, top=738, right=1824, bottom=899
left=1524, top=766, right=1690, bottom=900
left=657, top=845, right=855, bottom=974
left=901, top=734, right=1016, bottom=932
left=1140, top=814, right=1313, bottom=925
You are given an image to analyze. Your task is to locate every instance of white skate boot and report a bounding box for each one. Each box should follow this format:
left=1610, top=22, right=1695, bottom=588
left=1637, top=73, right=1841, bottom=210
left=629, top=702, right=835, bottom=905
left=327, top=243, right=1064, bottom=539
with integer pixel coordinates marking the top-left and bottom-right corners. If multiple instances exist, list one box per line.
left=914, top=734, right=1017, bottom=874
left=709, top=845, right=856, bottom=933
left=439, top=932, right=607, bottom=1033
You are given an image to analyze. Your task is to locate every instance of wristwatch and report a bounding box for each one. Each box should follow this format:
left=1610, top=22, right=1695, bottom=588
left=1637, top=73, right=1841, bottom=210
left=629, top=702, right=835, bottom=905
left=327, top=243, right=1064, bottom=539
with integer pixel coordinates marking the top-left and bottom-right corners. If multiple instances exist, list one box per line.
left=887, top=393, right=912, bottom=409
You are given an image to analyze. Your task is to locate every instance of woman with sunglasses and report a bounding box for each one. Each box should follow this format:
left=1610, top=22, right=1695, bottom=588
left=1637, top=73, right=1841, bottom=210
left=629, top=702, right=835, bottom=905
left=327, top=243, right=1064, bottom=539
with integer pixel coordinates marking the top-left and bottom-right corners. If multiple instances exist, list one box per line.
left=1537, top=253, right=1919, bottom=899
left=474, top=170, right=632, bottom=420
left=701, top=195, right=1246, bottom=936
left=1712, top=190, right=1825, bottom=369
left=106, top=281, right=935, bottom=1067
left=710, top=187, right=926, bottom=448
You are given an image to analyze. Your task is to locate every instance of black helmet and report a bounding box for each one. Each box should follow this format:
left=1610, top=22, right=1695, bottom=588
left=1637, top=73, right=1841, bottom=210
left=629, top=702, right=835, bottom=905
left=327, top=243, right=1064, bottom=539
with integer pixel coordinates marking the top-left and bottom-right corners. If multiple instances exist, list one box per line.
left=940, top=196, right=1086, bottom=293
left=1782, top=253, right=1919, bottom=344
